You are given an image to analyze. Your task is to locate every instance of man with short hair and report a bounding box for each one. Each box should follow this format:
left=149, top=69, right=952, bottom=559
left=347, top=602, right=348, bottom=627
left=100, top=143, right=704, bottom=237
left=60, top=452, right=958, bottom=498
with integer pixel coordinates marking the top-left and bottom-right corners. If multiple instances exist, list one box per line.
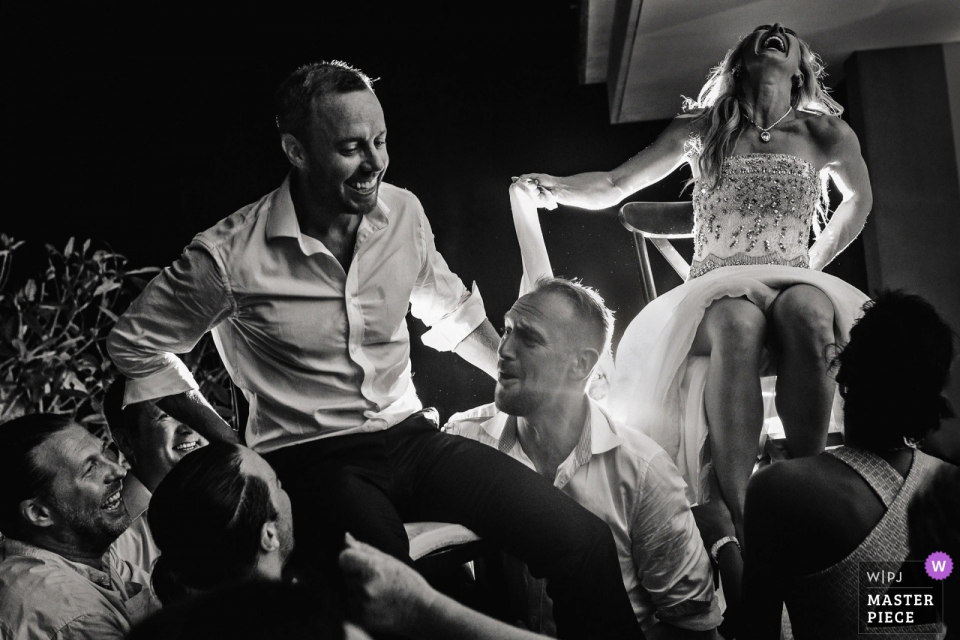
left=107, top=61, right=642, bottom=638
left=0, top=414, right=161, bottom=639
left=102, top=377, right=209, bottom=572
left=446, top=278, right=722, bottom=638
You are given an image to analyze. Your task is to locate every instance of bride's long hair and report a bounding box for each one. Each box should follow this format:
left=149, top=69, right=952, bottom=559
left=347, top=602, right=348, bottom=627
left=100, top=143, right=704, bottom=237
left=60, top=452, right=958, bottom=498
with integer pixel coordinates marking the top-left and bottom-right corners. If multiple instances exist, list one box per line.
left=683, top=32, right=843, bottom=190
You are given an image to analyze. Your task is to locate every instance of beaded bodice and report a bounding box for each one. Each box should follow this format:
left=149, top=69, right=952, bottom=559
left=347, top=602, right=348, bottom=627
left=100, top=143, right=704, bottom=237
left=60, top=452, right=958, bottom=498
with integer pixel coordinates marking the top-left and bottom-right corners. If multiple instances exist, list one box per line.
left=689, top=153, right=821, bottom=279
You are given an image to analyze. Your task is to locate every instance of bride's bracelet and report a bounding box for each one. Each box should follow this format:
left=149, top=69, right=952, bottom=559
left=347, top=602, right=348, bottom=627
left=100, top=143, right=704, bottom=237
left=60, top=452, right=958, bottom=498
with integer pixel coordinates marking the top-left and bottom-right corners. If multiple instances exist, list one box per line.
left=710, top=536, right=741, bottom=563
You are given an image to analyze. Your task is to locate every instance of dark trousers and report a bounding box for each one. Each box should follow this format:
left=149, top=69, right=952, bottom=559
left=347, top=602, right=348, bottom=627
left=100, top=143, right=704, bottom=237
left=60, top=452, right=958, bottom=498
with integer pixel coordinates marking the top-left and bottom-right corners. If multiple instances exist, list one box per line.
left=263, top=410, right=643, bottom=640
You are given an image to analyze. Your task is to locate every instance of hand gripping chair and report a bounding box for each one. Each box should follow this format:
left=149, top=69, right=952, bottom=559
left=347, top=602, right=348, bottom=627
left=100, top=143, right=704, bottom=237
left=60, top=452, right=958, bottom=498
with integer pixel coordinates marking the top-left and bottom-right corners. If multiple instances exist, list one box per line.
left=617, top=202, right=842, bottom=462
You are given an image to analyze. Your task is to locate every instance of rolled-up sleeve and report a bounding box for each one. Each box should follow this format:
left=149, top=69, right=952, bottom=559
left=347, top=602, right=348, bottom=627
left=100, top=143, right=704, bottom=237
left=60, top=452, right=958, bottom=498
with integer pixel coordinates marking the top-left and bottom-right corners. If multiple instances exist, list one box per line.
left=107, top=245, right=235, bottom=407
left=410, top=208, right=486, bottom=352
left=632, top=452, right=722, bottom=631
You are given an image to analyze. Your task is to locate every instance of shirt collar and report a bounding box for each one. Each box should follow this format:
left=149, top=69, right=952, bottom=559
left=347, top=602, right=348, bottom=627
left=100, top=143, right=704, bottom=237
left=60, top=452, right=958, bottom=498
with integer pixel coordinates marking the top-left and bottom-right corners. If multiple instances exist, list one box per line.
left=265, top=174, right=391, bottom=254
left=484, top=398, right=624, bottom=485
left=122, top=473, right=151, bottom=520
left=485, top=399, right=624, bottom=455
left=588, top=399, right=624, bottom=456
left=479, top=409, right=511, bottom=443
left=1, top=538, right=115, bottom=590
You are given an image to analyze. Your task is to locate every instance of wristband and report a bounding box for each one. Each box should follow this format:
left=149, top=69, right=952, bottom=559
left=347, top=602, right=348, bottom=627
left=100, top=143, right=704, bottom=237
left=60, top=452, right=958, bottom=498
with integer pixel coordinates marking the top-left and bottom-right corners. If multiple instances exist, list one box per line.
left=709, top=536, right=740, bottom=563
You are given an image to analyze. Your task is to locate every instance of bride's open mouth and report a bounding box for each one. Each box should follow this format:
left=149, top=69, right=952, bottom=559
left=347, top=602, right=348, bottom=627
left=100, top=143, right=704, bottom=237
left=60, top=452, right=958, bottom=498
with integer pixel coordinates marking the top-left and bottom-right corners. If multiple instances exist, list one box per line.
left=761, top=34, right=787, bottom=54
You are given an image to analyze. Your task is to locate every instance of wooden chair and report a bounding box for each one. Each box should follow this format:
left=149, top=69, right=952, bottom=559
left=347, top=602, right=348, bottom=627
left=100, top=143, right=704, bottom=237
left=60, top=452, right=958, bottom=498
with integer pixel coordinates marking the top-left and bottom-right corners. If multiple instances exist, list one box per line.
left=618, top=201, right=694, bottom=305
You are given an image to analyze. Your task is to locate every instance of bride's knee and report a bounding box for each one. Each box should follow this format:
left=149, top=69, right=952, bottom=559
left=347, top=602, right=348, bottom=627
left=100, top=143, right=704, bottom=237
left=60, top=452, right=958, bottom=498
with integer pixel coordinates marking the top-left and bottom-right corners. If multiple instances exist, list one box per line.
left=703, top=299, right=767, bottom=352
left=772, top=286, right=834, bottom=341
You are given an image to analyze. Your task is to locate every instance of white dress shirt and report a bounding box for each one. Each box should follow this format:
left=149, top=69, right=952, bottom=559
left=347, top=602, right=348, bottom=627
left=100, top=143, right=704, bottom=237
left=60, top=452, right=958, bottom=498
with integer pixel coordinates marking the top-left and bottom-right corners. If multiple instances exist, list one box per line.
left=445, top=399, right=722, bottom=633
left=107, top=178, right=486, bottom=452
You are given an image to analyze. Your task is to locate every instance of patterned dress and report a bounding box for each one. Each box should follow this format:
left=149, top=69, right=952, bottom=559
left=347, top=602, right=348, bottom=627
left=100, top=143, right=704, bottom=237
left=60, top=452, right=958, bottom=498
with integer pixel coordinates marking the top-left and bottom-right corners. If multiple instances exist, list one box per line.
left=785, top=447, right=944, bottom=639
left=608, top=153, right=870, bottom=503
left=690, top=154, right=821, bottom=278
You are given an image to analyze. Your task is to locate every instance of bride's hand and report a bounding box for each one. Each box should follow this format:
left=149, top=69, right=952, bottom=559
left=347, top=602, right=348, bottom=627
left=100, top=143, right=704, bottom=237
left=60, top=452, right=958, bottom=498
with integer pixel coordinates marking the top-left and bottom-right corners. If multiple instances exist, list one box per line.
left=512, top=173, right=561, bottom=210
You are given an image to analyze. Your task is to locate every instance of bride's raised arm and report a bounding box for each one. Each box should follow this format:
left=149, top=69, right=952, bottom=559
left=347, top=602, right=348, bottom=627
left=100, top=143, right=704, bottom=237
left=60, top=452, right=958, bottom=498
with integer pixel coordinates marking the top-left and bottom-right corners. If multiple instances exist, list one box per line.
left=516, top=116, right=696, bottom=211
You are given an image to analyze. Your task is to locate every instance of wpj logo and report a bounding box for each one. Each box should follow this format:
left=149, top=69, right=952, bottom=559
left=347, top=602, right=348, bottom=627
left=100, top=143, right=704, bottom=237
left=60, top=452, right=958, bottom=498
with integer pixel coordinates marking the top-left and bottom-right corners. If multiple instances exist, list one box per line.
left=859, top=561, right=943, bottom=632
left=925, top=552, right=952, bottom=580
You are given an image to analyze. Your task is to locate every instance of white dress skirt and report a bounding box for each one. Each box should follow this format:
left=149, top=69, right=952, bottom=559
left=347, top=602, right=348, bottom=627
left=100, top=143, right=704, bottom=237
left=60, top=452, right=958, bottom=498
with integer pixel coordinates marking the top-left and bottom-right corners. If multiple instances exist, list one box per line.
left=607, top=264, right=870, bottom=505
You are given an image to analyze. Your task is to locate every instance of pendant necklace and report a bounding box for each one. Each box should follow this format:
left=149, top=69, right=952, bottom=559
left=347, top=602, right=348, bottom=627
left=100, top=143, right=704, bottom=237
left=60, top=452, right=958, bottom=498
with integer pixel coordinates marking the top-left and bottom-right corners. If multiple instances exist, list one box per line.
left=746, top=106, right=793, bottom=142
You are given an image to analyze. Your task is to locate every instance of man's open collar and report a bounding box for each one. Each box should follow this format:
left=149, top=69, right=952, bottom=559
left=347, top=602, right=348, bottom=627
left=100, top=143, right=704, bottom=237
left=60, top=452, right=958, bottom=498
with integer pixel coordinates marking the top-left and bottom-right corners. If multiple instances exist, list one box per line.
left=482, top=397, right=623, bottom=460
left=266, top=175, right=390, bottom=250
left=589, top=400, right=624, bottom=456
left=478, top=410, right=510, bottom=445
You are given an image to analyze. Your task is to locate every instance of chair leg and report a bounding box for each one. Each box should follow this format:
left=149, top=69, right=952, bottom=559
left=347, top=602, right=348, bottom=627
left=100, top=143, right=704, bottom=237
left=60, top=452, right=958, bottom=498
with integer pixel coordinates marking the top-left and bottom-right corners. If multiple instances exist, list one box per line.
left=633, top=235, right=657, bottom=306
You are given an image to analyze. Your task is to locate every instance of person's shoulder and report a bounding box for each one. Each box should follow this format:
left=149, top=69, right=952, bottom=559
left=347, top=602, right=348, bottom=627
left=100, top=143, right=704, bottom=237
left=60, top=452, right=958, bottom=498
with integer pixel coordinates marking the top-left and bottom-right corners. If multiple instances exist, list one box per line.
left=443, top=402, right=500, bottom=440
left=799, top=111, right=857, bottom=150
left=378, top=182, right=423, bottom=212
left=750, top=456, right=813, bottom=489
left=606, top=418, right=670, bottom=466
left=599, top=415, right=686, bottom=491
left=748, top=454, right=838, bottom=514
left=663, top=112, right=705, bottom=141
left=0, top=549, right=110, bottom=633
left=193, top=186, right=279, bottom=253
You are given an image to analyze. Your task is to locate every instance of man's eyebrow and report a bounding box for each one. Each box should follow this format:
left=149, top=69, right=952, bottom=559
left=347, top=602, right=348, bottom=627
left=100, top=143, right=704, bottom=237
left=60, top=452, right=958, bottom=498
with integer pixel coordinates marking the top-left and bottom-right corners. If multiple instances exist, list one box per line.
left=513, top=318, right=547, bottom=342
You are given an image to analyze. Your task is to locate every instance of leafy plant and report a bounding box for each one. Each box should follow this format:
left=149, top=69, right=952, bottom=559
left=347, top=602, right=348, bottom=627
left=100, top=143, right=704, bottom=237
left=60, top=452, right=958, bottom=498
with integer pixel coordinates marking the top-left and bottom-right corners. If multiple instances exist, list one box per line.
left=0, top=236, right=234, bottom=426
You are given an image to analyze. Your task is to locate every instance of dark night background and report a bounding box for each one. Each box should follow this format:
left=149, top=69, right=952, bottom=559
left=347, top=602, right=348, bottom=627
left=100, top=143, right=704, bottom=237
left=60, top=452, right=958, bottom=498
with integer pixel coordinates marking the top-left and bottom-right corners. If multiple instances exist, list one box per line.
left=6, top=2, right=859, bottom=421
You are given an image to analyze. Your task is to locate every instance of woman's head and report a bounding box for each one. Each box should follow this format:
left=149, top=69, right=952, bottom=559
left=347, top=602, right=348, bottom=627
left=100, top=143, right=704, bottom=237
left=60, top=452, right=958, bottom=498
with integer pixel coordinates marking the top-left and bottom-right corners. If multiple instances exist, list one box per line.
left=835, top=290, right=956, bottom=451
left=148, top=442, right=294, bottom=605
left=683, top=24, right=842, bottom=189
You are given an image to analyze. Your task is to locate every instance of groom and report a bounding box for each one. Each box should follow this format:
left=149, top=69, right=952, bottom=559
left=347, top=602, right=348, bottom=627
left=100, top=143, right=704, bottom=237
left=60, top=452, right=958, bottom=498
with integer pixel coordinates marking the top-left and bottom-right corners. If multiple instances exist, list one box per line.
left=108, top=61, right=643, bottom=639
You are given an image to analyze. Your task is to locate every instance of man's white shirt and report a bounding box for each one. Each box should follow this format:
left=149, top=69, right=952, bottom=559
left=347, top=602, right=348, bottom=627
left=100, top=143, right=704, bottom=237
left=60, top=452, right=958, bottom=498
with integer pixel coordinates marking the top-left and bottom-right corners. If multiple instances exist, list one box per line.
left=445, top=399, right=722, bottom=632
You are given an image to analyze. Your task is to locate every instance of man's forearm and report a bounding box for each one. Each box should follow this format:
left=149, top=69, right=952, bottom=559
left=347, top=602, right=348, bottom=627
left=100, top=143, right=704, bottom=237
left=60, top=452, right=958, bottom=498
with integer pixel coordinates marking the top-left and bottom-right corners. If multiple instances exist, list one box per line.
left=453, top=318, right=500, bottom=379
left=156, top=390, right=239, bottom=444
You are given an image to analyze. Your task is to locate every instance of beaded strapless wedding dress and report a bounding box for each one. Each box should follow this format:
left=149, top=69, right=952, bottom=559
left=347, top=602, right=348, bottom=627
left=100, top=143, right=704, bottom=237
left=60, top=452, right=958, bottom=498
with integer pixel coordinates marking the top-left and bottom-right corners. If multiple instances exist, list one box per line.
left=608, top=153, right=871, bottom=504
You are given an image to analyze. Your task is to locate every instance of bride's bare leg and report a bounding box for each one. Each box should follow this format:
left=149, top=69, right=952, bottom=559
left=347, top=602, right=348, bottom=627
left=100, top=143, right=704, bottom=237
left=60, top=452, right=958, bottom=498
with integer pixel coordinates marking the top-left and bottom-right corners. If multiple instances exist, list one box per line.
left=770, top=284, right=836, bottom=457
left=690, top=297, right=767, bottom=540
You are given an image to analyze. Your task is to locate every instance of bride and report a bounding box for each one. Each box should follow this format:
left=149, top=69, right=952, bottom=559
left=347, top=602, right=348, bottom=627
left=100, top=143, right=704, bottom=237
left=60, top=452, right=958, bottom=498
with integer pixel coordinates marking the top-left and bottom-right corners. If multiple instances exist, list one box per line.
left=516, top=23, right=873, bottom=547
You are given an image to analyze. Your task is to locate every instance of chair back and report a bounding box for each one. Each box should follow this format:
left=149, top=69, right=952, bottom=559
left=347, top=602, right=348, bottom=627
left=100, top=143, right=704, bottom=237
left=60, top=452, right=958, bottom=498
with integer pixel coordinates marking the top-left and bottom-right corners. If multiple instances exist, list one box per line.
left=618, top=202, right=694, bottom=304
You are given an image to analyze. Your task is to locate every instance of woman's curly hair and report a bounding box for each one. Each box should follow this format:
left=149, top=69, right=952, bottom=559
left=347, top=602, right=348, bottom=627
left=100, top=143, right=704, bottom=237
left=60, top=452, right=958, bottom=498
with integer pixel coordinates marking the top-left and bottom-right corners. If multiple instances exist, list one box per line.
left=833, top=290, right=956, bottom=451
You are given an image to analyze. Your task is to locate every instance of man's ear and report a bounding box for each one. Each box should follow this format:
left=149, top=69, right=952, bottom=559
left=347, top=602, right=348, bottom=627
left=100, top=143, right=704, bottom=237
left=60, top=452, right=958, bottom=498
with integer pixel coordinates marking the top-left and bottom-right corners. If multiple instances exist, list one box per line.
left=280, top=133, right=308, bottom=170
left=260, top=520, right=281, bottom=554
left=571, top=348, right=601, bottom=382
left=20, top=499, right=55, bottom=529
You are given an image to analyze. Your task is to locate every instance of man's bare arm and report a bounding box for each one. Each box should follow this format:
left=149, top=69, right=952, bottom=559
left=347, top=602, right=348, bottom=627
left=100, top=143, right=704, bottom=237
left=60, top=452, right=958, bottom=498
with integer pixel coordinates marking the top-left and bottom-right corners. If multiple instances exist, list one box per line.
left=156, top=390, right=239, bottom=444
left=453, top=318, right=500, bottom=379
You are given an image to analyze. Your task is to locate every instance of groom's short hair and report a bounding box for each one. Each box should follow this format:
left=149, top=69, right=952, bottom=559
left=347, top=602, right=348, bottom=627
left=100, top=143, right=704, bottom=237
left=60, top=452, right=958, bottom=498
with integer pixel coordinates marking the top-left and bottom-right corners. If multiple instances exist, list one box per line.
left=275, top=61, right=375, bottom=141
left=534, top=277, right=614, bottom=356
